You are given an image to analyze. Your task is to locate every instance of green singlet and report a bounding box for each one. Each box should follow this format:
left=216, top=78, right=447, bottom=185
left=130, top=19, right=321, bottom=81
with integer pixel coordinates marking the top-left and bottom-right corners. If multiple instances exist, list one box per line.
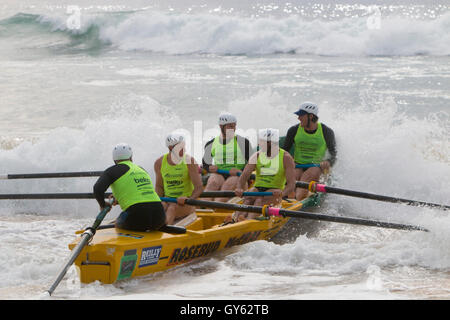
left=293, top=122, right=327, bottom=165
left=254, top=148, right=286, bottom=190
left=110, top=161, right=160, bottom=211
left=211, top=135, right=246, bottom=171
left=160, top=153, right=194, bottom=198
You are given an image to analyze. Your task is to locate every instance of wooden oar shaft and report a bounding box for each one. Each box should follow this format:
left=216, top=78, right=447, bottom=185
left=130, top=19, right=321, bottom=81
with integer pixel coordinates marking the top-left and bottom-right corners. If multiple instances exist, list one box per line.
left=161, top=198, right=428, bottom=232
left=296, top=181, right=450, bottom=210
left=1, top=171, right=103, bottom=179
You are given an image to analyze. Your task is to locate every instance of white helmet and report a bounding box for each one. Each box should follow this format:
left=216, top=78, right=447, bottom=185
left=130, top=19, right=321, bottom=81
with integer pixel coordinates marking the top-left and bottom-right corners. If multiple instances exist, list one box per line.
left=165, top=132, right=185, bottom=148
left=218, top=112, right=237, bottom=126
left=294, top=102, right=319, bottom=116
left=258, top=128, right=279, bottom=142
left=112, top=143, right=133, bottom=161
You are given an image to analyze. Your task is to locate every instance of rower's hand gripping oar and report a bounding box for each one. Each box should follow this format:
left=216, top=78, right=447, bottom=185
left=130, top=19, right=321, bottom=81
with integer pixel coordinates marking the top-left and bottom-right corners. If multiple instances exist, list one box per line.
left=47, top=199, right=113, bottom=296
left=297, top=181, right=450, bottom=211
left=160, top=197, right=428, bottom=232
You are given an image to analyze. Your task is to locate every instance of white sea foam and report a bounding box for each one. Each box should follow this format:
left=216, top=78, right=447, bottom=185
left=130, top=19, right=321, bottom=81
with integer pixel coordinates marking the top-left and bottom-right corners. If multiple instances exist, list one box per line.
left=2, top=10, right=450, bottom=56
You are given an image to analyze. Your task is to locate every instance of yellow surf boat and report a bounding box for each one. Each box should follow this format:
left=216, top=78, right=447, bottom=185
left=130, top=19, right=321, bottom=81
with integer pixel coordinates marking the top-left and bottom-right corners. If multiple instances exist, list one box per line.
left=69, top=193, right=323, bottom=284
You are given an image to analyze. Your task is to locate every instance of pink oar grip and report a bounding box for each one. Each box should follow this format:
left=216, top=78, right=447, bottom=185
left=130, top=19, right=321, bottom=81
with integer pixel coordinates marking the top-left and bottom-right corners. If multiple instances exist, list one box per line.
left=268, top=207, right=281, bottom=216
left=315, top=184, right=326, bottom=193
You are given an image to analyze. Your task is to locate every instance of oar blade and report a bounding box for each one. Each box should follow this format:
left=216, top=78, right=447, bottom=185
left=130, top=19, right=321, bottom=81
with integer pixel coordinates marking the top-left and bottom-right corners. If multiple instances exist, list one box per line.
left=297, top=181, right=449, bottom=211
left=267, top=207, right=428, bottom=232
left=47, top=205, right=111, bottom=296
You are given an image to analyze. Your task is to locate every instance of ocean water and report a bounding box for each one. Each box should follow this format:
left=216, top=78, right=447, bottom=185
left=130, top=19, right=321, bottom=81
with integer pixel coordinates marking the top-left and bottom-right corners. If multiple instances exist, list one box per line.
left=0, top=0, right=449, bottom=300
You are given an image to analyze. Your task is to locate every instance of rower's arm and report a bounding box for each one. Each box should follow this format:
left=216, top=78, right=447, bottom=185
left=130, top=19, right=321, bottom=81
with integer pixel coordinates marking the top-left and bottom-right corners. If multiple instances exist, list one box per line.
left=187, top=156, right=203, bottom=199
left=238, top=153, right=257, bottom=189
left=153, top=157, right=165, bottom=197
left=322, top=124, right=337, bottom=166
left=201, top=138, right=214, bottom=172
left=93, top=164, right=128, bottom=208
left=282, top=152, right=296, bottom=197
left=282, top=124, right=298, bottom=153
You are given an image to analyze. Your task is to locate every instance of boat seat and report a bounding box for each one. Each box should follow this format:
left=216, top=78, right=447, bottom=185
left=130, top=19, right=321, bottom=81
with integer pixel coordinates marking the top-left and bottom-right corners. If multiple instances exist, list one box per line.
left=174, top=212, right=198, bottom=227
left=159, top=225, right=187, bottom=234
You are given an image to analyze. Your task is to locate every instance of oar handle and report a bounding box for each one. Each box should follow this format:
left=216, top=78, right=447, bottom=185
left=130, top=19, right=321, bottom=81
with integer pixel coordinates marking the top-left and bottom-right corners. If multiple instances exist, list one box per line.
left=295, top=164, right=320, bottom=169
left=216, top=169, right=241, bottom=176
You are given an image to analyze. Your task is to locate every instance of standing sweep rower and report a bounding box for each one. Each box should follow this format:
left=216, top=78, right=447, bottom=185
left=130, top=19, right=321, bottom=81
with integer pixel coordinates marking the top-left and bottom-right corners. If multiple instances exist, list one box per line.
left=93, top=143, right=166, bottom=231
left=202, top=112, right=253, bottom=202
left=233, top=128, right=296, bottom=221
left=283, top=102, right=337, bottom=200
left=154, top=133, right=203, bottom=225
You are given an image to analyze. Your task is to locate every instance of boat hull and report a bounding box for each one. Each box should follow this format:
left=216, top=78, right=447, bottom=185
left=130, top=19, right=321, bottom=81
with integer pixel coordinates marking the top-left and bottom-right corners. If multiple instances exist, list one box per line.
left=69, top=195, right=321, bottom=284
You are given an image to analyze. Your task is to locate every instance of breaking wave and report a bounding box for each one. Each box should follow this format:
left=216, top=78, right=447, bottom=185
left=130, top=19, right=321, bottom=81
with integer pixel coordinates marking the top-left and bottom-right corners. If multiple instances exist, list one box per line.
left=1, top=10, right=450, bottom=56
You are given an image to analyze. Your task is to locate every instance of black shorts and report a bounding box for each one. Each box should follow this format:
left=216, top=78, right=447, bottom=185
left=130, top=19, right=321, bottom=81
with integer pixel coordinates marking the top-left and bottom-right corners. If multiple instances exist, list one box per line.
left=115, top=202, right=166, bottom=232
left=255, top=187, right=271, bottom=192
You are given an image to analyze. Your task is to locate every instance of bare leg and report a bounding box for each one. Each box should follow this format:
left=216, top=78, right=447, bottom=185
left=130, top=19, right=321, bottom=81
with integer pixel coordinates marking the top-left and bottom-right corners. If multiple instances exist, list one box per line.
left=248, top=188, right=283, bottom=219
left=233, top=187, right=257, bottom=221
left=165, top=203, right=195, bottom=225
left=202, top=173, right=225, bottom=201
left=216, top=176, right=243, bottom=202
left=295, top=167, right=322, bottom=200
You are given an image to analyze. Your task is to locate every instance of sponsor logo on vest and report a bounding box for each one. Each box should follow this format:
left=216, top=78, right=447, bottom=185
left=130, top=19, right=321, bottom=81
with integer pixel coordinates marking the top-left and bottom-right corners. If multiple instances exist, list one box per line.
left=164, top=173, right=183, bottom=178
left=134, top=177, right=151, bottom=184
left=167, top=180, right=183, bottom=186
left=225, top=231, right=262, bottom=248
left=139, top=245, right=162, bottom=268
left=167, top=240, right=221, bottom=266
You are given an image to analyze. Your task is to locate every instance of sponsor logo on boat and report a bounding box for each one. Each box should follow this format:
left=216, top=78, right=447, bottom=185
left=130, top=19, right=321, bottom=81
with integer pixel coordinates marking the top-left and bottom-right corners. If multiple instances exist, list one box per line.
left=139, top=245, right=162, bottom=268
left=167, top=240, right=221, bottom=266
left=117, top=232, right=144, bottom=239
left=225, top=231, right=262, bottom=248
left=117, top=249, right=138, bottom=280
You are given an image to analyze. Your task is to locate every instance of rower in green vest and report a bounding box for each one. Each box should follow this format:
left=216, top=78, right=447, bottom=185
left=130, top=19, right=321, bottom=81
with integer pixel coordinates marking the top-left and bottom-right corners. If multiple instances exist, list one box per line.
left=233, top=128, right=296, bottom=221
left=202, top=112, right=253, bottom=202
left=93, top=143, right=166, bottom=232
left=154, top=132, right=203, bottom=225
left=283, top=102, right=337, bottom=200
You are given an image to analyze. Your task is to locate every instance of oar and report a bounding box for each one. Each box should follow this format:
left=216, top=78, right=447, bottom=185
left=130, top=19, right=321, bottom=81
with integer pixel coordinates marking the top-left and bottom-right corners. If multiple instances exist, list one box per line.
left=296, top=164, right=320, bottom=169
left=0, top=171, right=103, bottom=179
left=201, top=191, right=273, bottom=197
left=47, top=201, right=113, bottom=296
left=0, top=191, right=272, bottom=200
left=160, top=197, right=428, bottom=232
left=0, top=192, right=111, bottom=200
left=216, top=164, right=318, bottom=177
left=297, top=181, right=450, bottom=211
